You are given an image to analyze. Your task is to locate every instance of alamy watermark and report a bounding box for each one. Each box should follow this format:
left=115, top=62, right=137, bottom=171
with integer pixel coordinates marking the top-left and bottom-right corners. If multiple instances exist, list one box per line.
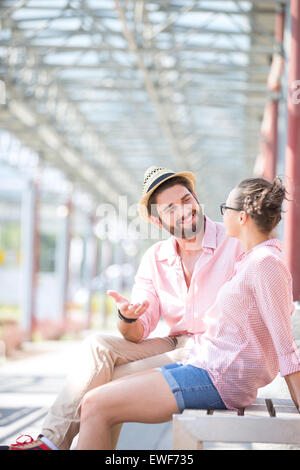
left=94, top=196, right=205, bottom=248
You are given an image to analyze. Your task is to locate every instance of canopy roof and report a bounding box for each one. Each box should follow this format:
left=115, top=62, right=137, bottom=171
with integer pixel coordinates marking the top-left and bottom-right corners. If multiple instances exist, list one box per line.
left=0, top=0, right=284, bottom=219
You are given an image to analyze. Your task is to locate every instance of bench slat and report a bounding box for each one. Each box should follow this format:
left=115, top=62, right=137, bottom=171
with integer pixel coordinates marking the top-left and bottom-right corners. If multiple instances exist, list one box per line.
left=272, top=398, right=300, bottom=419
left=243, top=398, right=274, bottom=417
left=183, top=409, right=208, bottom=415
left=210, top=409, right=238, bottom=416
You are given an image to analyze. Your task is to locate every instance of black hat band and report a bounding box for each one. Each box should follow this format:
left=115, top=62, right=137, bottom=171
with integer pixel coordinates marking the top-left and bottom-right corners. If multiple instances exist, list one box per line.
left=147, top=172, right=175, bottom=193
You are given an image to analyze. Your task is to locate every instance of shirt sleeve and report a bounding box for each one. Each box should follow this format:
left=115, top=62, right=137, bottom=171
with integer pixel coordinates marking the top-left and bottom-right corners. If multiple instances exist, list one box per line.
left=253, top=255, right=300, bottom=376
left=130, top=249, right=161, bottom=340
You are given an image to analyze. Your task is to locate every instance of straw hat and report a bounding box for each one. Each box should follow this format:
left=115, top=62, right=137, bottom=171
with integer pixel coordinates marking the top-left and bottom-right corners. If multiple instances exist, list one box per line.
left=138, top=166, right=196, bottom=221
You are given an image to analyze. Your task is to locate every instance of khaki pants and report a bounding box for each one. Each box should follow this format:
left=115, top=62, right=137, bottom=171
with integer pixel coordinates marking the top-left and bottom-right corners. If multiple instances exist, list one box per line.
left=41, top=332, right=193, bottom=450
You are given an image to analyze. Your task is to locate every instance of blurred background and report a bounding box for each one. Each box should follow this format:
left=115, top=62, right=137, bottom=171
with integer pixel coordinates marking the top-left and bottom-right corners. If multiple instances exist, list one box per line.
left=0, top=0, right=299, bottom=357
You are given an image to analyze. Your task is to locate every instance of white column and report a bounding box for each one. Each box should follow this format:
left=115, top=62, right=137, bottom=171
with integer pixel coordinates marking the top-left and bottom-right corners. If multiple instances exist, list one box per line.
left=20, top=178, right=39, bottom=338
left=56, top=201, right=72, bottom=323
left=84, top=214, right=99, bottom=328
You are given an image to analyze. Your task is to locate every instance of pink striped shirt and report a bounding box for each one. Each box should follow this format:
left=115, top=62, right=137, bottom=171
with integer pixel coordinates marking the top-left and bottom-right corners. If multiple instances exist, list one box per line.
left=131, top=216, right=243, bottom=338
left=186, top=239, right=300, bottom=410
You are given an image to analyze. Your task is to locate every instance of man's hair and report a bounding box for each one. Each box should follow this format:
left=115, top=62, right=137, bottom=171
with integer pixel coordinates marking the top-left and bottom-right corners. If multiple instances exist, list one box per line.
left=147, top=176, right=194, bottom=219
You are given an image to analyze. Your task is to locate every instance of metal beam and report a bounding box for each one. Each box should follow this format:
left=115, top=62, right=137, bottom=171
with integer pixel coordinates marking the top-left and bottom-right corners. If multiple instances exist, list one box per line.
left=0, top=42, right=275, bottom=56
left=0, top=62, right=271, bottom=74
left=114, top=0, right=185, bottom=170
left=0, top=4, right=280, bottom=16
left=3, top=39, right=139, bottom=203
left=8, top=24, right=276, bottom=38
left=5, top=85, right=122, bottom=206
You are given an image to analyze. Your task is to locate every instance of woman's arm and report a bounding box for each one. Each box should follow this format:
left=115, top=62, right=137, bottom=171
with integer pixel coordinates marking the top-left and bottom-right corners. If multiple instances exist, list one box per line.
left=284, top=372, right=300, bottom=410
left=253, top=255, right=300, bottom=378
left=129, top=250, right=161, bottom=340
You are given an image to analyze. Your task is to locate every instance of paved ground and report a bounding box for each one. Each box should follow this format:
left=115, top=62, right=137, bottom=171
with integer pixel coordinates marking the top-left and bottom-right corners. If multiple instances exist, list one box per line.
left=0, top=335, right=300, bottom=451
left=0, top=337, right=173, bottom=450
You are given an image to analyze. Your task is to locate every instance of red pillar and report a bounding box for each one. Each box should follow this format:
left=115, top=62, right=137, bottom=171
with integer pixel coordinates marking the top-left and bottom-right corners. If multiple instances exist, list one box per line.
left=259, top=101, right=279, bottom=182
left=284, top=0, right=300, bottom=301
left=255, top=4, right=285, bottom=182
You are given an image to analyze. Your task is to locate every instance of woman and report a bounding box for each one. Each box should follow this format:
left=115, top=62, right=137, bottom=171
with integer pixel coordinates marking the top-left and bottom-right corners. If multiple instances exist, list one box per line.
left=77, top=176, right=300, bottom=450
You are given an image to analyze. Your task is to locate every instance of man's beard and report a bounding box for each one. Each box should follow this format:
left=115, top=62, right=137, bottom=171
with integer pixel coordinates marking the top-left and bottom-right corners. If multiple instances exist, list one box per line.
left=161, top=208, right=204, bottom=239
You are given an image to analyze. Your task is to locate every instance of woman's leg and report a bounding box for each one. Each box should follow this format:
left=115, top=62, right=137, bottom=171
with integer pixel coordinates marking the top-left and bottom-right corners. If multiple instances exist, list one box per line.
left=77, top=368, right=179, bottom=450
left=41, top=333, right=178, bottom=450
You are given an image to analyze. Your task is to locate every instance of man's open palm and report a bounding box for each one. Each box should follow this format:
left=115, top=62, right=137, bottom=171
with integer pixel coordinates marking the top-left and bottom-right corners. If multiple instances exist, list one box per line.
left=107, top=290, right=149, bottom=320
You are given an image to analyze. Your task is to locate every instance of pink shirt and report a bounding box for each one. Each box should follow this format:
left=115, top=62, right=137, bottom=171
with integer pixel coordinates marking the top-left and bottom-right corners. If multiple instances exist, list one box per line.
left=131, top=216, right=243, bottom=339
left=186, top=239, right=300, bottom=410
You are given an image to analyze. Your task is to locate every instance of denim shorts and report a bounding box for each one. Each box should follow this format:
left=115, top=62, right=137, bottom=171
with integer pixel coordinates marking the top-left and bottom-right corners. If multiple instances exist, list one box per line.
left=157, top=362, right=226, bottom=413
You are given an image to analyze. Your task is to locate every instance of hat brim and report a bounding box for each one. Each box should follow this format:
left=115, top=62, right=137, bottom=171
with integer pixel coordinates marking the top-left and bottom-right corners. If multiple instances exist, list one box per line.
left=138, top=171, right=196, bottom=222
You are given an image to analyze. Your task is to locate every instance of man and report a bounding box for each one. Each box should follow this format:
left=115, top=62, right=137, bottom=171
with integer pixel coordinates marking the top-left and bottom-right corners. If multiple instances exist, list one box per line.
left=8, top=166, right=242, bottom=450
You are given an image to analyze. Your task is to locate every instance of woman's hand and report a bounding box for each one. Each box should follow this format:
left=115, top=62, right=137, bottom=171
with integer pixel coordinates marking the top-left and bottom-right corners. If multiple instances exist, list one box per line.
left=284, top=372, right=300, bottom=410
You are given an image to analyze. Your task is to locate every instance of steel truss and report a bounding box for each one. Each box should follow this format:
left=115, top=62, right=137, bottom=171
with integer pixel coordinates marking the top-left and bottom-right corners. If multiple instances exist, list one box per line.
left=0, top=0, right=286, bottom=217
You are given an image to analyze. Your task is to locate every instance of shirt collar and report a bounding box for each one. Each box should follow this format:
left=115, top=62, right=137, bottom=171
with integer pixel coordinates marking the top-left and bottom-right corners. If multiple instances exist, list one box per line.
left=202, top=216, right=217, bottom=252
left=156, top=215, right=217, bottom=264
left=236, top=238, right=283, bottom=263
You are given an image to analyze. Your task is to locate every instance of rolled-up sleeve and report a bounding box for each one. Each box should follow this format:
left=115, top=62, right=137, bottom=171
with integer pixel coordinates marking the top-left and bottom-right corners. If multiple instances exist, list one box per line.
left=253, top=256, right=300, bottom=376
left=130, top=250, right=161, bottom=340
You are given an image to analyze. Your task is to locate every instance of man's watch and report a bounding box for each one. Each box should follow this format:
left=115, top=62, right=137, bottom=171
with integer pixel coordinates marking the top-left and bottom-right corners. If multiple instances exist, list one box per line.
left=118, top=309, right=138, bottom=323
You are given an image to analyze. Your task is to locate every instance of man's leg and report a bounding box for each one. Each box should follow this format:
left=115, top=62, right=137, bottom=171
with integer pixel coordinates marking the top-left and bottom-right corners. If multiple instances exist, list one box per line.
left=41, top=333, right=190, bottom=450
left=112, top=334, right=192, bottom=380
left=77, top=368, right=179, bottom=450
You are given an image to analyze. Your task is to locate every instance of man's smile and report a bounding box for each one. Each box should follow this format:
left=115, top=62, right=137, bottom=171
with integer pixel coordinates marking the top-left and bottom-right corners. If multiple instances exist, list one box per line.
left=180, top=210, right=197, bottom=225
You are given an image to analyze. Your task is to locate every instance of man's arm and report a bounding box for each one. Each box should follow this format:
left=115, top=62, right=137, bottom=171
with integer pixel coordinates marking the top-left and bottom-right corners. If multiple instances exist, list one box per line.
left=117, top=316, right=144, bottom=343
left=107, top=290, right=149, bottom=343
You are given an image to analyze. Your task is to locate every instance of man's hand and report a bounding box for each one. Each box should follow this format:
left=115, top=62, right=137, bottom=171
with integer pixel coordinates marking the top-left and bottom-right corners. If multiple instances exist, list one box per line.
left=107, top=290, right=149, bottom=321
left=107, top=290, right=148, bottom=343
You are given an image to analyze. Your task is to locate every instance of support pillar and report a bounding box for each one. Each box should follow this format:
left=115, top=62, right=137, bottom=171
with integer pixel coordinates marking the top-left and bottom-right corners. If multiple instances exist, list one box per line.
left=21, top=177, right=39, bottom=340
left=84, top=214, right=99, bottom=329
left=255, top=4, right=285, bottom=181
left=56, top=200, right=72, bottom=326
left=284, top=0, right=300, bottom=301
left=258, top=101, right=279, bottom=181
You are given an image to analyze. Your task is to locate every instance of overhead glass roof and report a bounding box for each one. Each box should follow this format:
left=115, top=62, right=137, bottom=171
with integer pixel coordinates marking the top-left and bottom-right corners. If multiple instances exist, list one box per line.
left=0, top=0, right=284, bottom=220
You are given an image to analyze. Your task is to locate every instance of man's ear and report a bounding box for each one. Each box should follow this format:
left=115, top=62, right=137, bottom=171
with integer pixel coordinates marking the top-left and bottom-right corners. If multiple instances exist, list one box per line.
left=149, top=215, right=163, bottom=228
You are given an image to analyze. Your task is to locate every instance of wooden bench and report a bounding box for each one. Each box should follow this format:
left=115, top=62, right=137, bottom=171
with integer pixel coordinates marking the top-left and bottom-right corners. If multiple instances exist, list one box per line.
left=173, top=398, right=300, bottom=449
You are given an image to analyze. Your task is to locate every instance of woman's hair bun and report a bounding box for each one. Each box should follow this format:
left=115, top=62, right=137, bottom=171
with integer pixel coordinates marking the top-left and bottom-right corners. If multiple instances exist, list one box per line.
left=235, top=176, right=286, bottom=233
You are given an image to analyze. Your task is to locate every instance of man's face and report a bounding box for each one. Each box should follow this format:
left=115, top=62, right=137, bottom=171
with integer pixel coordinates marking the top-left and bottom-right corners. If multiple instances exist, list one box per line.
left=151, top=184, right=204, bottom=239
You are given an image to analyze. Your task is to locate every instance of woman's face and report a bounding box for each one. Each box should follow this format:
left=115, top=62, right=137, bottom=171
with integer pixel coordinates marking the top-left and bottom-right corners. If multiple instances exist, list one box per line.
left=222, top=188, right=243, bottom=238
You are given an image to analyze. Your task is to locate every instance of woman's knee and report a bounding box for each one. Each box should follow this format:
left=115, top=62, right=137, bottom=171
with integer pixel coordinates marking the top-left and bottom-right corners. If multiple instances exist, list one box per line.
left=81, top=387, right=114, bottom=426
left=81, top=388, right=104, bottom=419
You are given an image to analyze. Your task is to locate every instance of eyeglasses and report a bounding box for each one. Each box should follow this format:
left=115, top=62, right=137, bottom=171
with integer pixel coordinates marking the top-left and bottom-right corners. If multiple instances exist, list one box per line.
left=220, top=203, right=241, bottom=216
